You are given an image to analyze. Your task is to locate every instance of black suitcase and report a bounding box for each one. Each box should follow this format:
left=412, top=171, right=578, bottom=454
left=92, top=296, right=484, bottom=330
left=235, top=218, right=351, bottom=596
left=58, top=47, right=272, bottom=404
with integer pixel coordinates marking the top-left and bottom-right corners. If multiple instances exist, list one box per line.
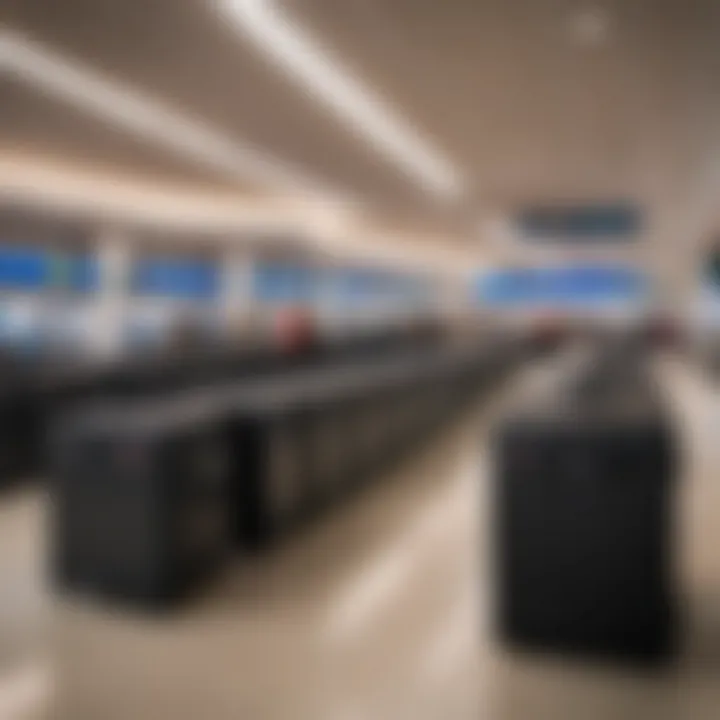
left=304, top=385, right=356, bottom=509
left=494, top=385, right=679, bottom=664
left=0, top=386, right=36, bottom=482
left=52, top=397, right=230, bottom=608
left=224, top=382, right=313, bottom=549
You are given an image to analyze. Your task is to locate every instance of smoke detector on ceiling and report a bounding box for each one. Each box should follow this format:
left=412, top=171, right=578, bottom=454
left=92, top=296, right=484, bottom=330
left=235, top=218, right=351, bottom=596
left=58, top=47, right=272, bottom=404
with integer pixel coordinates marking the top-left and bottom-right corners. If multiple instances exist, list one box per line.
left=569, top=5, right=610, bottom=47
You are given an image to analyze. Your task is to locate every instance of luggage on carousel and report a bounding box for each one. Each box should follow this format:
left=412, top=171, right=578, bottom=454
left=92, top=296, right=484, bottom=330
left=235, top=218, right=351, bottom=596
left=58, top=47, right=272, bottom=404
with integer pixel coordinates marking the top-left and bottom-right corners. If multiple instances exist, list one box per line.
left=52, top=397, right=230, bottom=607
left=224, top=383, right=312, bottom=549
left=494, top=374, right=679, bottom=663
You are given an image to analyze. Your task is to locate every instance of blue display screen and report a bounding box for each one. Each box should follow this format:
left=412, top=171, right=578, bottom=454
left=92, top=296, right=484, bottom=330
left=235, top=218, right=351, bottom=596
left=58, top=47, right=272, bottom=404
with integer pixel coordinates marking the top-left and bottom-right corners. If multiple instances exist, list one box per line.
left=252, top=263, right=316, bottom=303
left=334, top=269, right=379, bottom=303
left=327, top=269, right=423, bottom=305
left=475, top=265, right=647, bottom=306
left=252, top=264, right=430, bottom=308
left=64, top=254, right=99, bottom=292
left=0, top=246, right=99, bottom=292
left=0, top=248, right=46, bottom=288
left=132, top=258, right=219, bottom=300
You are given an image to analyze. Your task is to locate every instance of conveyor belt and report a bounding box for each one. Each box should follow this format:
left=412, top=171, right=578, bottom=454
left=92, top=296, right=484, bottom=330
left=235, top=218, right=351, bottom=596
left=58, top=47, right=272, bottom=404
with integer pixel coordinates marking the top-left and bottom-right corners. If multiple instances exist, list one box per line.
left=51, top=336, right=528, bottom=607
left=0, top=329, right=466, bottom=482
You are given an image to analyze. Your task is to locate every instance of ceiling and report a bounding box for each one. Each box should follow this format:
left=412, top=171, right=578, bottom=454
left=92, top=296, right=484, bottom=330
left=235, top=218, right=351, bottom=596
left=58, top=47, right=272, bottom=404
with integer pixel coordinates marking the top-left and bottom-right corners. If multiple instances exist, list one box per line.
left=2, top=0, right=720, bottom=279
left=1, top=75, right=249, bottom=191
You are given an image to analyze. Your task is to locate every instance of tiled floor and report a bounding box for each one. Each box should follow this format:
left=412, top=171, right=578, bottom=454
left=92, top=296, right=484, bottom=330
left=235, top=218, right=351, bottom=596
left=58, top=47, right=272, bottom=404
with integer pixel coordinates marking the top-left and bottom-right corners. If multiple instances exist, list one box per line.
left=1, top=355, right=719, bottom=719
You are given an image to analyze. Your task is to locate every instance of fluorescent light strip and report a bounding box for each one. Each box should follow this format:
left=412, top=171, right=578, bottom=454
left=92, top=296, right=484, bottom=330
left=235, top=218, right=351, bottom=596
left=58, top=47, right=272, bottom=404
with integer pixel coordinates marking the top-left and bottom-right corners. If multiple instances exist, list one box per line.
left=0, top=153, right=307, bottom=232
left=0, top=30, right=346, bottom=201
left=217, top=0, right=465, bottom=200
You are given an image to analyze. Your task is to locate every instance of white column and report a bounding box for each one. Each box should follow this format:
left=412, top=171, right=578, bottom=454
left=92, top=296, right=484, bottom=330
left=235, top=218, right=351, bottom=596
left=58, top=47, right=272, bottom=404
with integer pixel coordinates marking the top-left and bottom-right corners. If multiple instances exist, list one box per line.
left=91, top=226, right=132, bottom=359
left=220, top=246, right=255, bottom=338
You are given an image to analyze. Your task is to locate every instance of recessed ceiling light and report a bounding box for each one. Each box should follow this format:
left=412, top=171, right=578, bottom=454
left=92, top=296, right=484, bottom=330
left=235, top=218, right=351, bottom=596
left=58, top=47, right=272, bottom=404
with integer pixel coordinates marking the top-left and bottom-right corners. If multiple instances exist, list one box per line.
left=569, top=5, right=610, bottom=47
left=215, top=0, right=465, bottom=201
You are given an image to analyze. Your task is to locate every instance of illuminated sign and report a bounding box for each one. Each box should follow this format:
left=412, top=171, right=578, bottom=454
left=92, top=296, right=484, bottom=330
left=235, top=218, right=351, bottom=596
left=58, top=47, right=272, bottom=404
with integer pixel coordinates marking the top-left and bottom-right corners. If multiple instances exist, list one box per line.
left=0, top=246, right=98, bottom=292
left=131, top=258, right=219, bottom=300
left=475, top=265, right=647, bottom=306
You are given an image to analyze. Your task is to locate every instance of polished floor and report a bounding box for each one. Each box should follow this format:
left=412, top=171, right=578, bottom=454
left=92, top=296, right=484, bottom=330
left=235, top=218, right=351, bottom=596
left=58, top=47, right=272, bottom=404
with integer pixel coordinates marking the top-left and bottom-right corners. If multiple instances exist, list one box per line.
left=0, top=354, right=719, bottom=719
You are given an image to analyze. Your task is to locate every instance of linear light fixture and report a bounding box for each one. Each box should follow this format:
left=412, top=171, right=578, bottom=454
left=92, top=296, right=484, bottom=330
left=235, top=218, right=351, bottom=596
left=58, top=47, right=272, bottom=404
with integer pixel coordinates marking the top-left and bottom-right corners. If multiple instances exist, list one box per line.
left=215, top=0, right=466, bottom=200
left=0, top=153, right=309, bottom=233
left=0, top=29, right=347, bottom=201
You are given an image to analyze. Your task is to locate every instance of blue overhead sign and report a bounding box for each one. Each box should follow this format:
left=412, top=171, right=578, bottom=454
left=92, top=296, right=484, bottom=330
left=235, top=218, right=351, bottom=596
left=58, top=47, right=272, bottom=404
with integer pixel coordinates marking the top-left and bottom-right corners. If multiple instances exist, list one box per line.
left=252, top=263, right=316, bottom=303
left=475, top=265, right=647, bottom=306
left=131, top=258, right=219, bottom=300
left=0, top=246, right=98, bottom=292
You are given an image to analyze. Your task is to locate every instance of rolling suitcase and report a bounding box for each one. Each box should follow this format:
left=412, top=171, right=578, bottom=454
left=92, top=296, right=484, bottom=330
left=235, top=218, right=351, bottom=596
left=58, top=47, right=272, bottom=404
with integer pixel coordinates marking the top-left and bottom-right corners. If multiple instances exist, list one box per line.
left=52, top=397, right=230, bottom=608
left=495, top=384, right=679, bottom=664
left=305, top=387, right=354, bottom=509
left=224, top=382, right=312, bottom=549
